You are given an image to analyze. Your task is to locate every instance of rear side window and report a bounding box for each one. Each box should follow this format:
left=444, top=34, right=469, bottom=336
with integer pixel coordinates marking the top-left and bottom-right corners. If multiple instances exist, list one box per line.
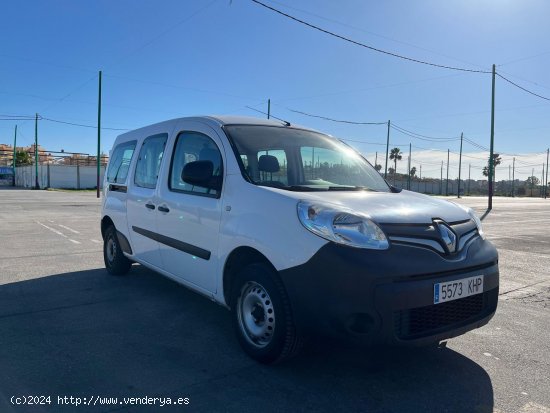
left=134, top=134, right=168, bottom=189
left=106, top=140, right=136, bottom=184
left=169, top=131, right=223, bottom=198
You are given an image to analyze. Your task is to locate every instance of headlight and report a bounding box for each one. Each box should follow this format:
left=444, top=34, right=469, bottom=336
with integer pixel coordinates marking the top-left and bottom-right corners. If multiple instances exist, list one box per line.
left=467, top=208, right=485, bottom=239
left=297, top=201, right=389, bottom=249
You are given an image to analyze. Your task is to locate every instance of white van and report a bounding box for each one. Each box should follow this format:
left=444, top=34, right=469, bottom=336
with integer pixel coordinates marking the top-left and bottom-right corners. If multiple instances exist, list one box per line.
left=101, top=116, right=499, bottom=364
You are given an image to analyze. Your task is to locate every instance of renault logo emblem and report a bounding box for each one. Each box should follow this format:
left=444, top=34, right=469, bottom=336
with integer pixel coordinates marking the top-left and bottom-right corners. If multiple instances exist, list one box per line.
left=434, top=220, right=457, bottom=253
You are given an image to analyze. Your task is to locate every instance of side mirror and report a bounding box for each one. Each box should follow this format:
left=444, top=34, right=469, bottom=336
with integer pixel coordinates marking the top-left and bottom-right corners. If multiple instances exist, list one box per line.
left=182, top=160, right=214, bottom=187
left=390, top=185, right=402, bottom=193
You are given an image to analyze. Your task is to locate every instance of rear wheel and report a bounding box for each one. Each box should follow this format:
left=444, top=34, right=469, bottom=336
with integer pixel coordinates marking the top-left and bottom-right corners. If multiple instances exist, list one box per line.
left=103, top=225, right=132, bottom=275
left=231, top=263, right=302, bottom=364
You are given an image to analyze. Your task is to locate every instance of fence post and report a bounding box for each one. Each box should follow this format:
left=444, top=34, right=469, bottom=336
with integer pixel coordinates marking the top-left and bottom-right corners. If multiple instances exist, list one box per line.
left=77, top=165, right=81, bottom=189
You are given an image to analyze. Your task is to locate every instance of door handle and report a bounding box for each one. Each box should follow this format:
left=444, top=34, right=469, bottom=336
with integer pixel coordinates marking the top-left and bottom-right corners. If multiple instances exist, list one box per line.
left=109, top=184, right=127, bottom=193
left=145, top=203, right=155, bottom=210
left=158, top=205, right=170, bottom=213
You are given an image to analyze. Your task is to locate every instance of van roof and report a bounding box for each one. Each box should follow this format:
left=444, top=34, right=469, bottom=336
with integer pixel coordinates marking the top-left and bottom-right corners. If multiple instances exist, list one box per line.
left=113, top=115, right=318, bottom=144
left=204, top=115, right=292, bottom=127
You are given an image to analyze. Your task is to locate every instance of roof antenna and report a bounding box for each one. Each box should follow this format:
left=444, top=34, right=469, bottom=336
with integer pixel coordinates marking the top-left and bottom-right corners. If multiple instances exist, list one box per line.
left=245, top=105, right=291, bottom=126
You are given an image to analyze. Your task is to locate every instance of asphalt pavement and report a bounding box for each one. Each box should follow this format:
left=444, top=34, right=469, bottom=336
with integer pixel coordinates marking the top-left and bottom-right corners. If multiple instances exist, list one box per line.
left=0, top=189, right=548, bottom=413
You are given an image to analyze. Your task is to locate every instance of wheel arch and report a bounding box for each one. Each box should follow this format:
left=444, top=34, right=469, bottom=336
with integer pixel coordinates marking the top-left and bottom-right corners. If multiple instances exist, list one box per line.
left=101, top=215, right=115, bottom=239
left=223, top=246, right=278, bottom=308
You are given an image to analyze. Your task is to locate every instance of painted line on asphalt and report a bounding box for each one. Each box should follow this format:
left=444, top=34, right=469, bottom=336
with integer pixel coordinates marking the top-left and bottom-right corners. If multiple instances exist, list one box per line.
left=91, top=239, right=102, bottom=244
left=36, top=221, right=80, bottom=245
left=36, top=221, right=67, bottom=238
left=58, top=224, right=80, bottom=234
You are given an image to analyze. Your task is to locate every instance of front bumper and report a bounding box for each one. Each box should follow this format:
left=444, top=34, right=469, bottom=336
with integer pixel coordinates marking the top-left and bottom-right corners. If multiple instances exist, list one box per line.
left=279, top=236, right=499, bottom=345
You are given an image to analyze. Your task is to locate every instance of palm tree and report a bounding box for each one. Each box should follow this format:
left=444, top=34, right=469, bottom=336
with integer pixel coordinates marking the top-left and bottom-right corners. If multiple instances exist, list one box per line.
left=389, top=148, right=402, bottom=183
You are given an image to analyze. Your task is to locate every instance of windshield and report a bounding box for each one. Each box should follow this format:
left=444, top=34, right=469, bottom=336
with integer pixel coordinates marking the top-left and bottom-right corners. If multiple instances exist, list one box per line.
left=224, top=125, right=390, bottom=192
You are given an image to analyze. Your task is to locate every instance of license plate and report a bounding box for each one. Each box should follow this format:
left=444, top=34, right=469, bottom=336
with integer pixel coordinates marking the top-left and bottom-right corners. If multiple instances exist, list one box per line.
left=434, top=275, right=484, bottom=304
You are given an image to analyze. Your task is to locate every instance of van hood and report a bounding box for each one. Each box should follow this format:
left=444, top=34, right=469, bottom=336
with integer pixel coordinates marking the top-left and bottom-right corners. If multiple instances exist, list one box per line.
left=268, top=188, right=470, bottom=225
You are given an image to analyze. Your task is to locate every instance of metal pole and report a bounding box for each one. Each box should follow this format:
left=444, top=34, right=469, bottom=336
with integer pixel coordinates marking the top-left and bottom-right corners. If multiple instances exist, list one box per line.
left=540, top=162, right=544, bottom=197
left=420, top=164, right=422, bottom=180
left=384, top=120, right=390, bottom=179
left=311, top=147, right=315, bottom=179
left=12, top=125, right=17, bottom=187
left=545, top=148, right=549, bottom=199
left=508, top=165, right=512, bottom=195
left=35, top=113, right=39, bottom=189
left=267, top=99, right=270, bottom=119
left=375, top=151, right=378, bottom=168
left=512, top=157, right=515, bottom=197
left=97, top=70, right=102, bottom=199
left=407, top=143, right=411, bottom=190
left=458, top=132, right=463, bottom=198
left=488, top=64, right=496, bottom=210
left=440, top=161, right=443, bottom=195
left=446, top=149, right=450, bottom=196
left=468, top=163, right=471, bottom=196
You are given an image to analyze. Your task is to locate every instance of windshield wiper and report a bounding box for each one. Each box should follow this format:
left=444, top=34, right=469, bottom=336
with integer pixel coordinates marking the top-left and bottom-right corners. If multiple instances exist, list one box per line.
left=258, top=183, right=375, bottom=192
left=257, top=183, right=324, bottom=191
left=285, top=185, right=326, bottom=192
left=327, top=186, right=375, bottom=191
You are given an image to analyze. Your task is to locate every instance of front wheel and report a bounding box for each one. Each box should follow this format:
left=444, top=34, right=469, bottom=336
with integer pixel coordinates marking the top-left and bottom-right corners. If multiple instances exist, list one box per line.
left=231, top=263, right=302, bottom=364
left=103, top=225, right=132, bottom=275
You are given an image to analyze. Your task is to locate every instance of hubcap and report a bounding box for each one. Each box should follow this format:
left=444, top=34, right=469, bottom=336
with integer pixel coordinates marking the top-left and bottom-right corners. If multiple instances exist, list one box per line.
left=237, top=281, right=275, bottom=348
left=106, top=236, right=116, bottom=263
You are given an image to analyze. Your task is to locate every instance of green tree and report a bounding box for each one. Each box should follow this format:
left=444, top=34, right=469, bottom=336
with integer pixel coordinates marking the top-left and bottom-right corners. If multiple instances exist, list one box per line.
left=15, top=150, right=32, bottom=166
left=410, top=166, right=417, bottom=177
left=527, top=176, right=539, bottom=197
left=526, top=176, right=539, bottom=187
left=374, top=163, right=382, bottom=172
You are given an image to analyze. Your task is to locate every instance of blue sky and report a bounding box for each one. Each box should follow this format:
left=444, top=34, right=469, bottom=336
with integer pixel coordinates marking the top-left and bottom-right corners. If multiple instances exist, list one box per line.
left=1, top=0, right=550, bottom=180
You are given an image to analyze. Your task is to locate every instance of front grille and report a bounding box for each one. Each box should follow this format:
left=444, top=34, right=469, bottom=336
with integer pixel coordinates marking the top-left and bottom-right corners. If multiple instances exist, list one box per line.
left=394, top=290, right=495, bottom=340
left=381, top=220, right=478, bottom=255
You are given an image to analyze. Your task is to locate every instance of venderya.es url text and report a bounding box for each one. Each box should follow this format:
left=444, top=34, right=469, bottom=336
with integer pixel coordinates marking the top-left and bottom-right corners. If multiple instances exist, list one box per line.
left=11, top=395, right=190, bottom=407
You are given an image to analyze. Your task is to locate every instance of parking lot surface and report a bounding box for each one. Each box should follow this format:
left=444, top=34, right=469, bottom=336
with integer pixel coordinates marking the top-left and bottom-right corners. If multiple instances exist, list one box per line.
left=0, top=189, right=549, bottom=413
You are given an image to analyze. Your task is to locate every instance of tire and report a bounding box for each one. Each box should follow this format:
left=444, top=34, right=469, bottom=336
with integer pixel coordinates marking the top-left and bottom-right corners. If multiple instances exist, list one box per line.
left=231, top=263, right=302, bottom=364
left=103, top=225, right=132, bottom=276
